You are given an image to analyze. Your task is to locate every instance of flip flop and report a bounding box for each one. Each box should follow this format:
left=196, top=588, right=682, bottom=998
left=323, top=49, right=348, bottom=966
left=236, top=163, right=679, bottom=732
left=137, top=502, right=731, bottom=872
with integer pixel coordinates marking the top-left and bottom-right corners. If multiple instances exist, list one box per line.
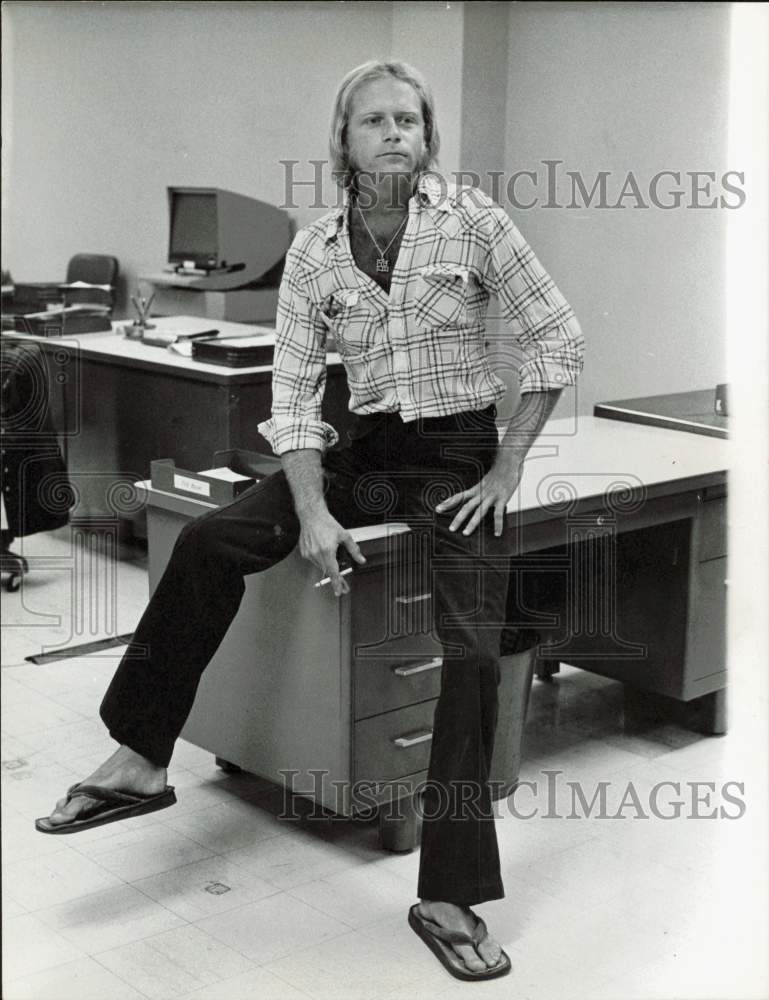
left=35, top=784, right=176, bottom=835
left=408, top=904, right=512, bottom=982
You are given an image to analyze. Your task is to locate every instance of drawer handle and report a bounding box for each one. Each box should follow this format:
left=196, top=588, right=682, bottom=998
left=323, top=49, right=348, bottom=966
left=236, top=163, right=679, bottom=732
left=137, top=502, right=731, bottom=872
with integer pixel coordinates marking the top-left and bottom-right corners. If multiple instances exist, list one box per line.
left=393, top=656, right=443, bottom=677
left=395, top=592, right=432, bottom=605
left=392, top=729, right=433, bottom=748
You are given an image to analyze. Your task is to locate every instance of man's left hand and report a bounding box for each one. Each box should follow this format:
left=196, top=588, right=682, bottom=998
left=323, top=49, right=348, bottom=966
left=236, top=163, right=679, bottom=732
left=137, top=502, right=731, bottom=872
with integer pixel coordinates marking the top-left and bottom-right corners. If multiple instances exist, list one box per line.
left=435, top=458, right=524, bottom=536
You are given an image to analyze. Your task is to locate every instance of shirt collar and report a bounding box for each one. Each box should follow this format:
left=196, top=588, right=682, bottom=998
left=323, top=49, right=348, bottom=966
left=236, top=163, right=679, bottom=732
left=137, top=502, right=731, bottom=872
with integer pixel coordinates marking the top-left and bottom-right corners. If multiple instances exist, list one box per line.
left=324, top=173, right=452, bottom=243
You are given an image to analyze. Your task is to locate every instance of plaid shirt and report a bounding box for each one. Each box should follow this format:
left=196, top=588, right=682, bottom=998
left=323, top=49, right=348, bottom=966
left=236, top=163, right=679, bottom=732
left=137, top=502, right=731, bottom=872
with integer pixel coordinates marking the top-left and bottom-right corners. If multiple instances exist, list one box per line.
left=258, top=174, right=584, bottom=455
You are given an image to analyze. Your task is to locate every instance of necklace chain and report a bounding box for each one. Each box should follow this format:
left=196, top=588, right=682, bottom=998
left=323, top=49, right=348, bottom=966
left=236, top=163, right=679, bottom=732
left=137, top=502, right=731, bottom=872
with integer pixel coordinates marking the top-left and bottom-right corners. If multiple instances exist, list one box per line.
left=356, top=205, right=408, bottom=273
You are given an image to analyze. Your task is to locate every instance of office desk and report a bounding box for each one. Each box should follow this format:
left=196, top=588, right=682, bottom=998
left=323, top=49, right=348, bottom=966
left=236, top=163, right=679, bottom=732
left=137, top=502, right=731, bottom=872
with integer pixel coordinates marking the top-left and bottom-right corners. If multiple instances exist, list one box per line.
left=594, top=388, right=728, bottom=439
left=139, top=415, right=730, bottom=846
left=508, top=416, right=728, bottom=731
left=3, top=320, right=352, bottom=535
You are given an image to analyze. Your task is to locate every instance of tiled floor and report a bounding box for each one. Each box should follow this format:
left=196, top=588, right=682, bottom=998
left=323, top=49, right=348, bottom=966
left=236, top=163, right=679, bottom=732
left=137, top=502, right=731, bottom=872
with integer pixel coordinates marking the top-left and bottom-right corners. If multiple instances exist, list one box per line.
left=2, top=527, right=767, bottom=999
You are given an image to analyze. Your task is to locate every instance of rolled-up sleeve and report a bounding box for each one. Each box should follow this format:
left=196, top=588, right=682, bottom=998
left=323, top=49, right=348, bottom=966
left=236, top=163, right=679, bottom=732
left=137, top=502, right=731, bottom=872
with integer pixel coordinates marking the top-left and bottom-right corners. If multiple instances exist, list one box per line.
left=482, top=202, right=585, bottom=393
left=257, top=243, right=339, bottom=456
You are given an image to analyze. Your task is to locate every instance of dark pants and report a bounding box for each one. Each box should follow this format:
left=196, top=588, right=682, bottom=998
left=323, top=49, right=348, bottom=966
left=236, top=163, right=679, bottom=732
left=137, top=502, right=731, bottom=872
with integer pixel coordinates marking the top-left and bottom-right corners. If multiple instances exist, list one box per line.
left=101, top=405, right=514, bottom=905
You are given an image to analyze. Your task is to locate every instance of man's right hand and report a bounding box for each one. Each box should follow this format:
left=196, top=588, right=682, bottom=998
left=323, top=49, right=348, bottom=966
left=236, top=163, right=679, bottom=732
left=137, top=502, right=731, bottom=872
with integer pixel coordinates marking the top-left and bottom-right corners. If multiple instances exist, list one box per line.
left=298, top=509, right=366, bottom=596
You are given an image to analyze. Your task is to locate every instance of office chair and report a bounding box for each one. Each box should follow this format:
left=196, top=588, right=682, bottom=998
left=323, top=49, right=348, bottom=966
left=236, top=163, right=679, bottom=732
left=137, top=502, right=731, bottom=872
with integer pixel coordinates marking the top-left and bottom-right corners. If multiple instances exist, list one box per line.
left=64, top=254, right=119, bottom=310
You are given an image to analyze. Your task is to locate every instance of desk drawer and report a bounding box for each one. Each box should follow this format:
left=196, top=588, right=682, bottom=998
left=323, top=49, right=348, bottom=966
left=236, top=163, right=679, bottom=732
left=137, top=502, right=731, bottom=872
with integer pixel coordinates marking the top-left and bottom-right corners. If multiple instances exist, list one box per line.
left=354, top=638, right=444, bottom=719
left=352, top=565, right=433, bottom=654
left=695, top=496, right=726, bottom=561
left=354, top=699, right=437, bottom=783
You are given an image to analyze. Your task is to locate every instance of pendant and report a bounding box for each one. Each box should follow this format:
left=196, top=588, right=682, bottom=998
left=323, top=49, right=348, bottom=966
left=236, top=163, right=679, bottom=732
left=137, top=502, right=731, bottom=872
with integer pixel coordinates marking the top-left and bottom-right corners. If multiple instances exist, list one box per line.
left=376, top=257, right=389, bottom=273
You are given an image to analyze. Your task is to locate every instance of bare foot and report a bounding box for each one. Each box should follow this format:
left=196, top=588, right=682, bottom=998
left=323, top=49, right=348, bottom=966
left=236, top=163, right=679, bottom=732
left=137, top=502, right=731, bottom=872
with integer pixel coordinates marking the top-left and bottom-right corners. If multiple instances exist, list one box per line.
left=45, top=746, right=167, bottom=827
left=418, top=899, right=503, bottom=973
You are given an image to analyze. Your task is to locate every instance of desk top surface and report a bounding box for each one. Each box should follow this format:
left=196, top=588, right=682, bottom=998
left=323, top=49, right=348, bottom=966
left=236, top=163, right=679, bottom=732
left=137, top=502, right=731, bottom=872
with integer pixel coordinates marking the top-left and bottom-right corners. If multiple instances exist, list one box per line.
left=139, top=415, right=730, bottom=534
left=5, top=316, right=343, bottom=380
left=594, top=389, right=727, bottom=438
left=510, top=415, right=728, bottom=516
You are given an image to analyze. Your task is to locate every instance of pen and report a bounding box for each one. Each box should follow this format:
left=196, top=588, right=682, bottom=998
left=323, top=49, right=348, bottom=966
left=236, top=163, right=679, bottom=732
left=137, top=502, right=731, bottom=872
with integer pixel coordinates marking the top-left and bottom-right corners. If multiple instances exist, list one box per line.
left=314, top=566, right=353, bottom=588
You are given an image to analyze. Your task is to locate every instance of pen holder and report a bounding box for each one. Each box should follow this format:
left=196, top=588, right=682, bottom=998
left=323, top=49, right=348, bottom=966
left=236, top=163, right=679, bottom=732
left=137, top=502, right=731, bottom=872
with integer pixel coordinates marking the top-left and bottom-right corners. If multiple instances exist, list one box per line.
left=125, top=322, right=146, bottom=340
left=131, top=286, right=156, bottom=331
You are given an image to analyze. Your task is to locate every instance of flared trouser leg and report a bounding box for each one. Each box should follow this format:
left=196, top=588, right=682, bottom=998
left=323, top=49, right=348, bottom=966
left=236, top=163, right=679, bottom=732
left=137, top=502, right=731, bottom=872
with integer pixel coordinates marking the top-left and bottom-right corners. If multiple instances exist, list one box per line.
left=100, top=470, right=303, bottom=766
left=414, top=512, right=513, bottom=906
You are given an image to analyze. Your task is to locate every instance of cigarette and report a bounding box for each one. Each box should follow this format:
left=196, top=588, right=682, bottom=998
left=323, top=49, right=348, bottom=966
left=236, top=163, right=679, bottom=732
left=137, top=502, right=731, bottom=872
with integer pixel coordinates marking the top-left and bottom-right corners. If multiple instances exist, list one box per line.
left=314, top=566, right=353, bottom=588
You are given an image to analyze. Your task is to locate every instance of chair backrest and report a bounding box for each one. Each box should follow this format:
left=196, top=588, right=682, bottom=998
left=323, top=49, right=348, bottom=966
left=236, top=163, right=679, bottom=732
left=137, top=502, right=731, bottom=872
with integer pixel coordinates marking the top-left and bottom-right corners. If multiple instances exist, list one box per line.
left=65, top=254, right=119, bottom=309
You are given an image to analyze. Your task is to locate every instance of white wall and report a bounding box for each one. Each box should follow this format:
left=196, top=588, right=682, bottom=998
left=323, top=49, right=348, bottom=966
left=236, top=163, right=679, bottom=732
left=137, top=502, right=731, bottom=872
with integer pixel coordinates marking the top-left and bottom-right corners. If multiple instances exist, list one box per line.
left=390, top=1, right=465, bottom=177
left=1, top=1, right=397, bottom=311
left=504, top=1, right=731, bottom=414
left=3, top=0, right=732, bottom=419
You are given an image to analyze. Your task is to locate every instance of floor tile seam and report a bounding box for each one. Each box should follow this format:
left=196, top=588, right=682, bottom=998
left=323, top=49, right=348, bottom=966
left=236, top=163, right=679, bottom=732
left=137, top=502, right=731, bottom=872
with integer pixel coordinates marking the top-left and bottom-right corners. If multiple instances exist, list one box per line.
left=19, top=866, right=187, bottom=923
left=191, top=845, right=296, bottom=891
left=236, top=962, right=320, bottom=1000
left=87, top=918, right=263, bottom=983
left=27, top=687, right=111, bottom=719
left=2, top=955, right=108, bottom=996
left=200, top=916, right=355, bottom=969
left=35, top=909, right=191, bottom=962
left=129, top=868, right=285, bottom=918
left=1, top=661, right=110, bottom=688
left=365, top=972, right=461, bottom=1000
left=3, top=863, right=131, bottom=913
left=282, top=879, right=386, bottom=931
left=218, top=830, right=368, bottom=853
left=0, top=712, right=93, bottom=742
left=123, top=840, right=281, bottom=883
left=230, top=860, right=372, bottom=893
left=2, top=842, right=74, bottom=873
left=158, top=797, right=294, bottom=835
left=170, top=826, right=294, bottom=865
left=68, top=838, right=220, bottom=884
left=255, top=924, right=365, bottom=970
left=7, top=737, right=117, bottom=768
left=87, top=948, right=193, bottom=1000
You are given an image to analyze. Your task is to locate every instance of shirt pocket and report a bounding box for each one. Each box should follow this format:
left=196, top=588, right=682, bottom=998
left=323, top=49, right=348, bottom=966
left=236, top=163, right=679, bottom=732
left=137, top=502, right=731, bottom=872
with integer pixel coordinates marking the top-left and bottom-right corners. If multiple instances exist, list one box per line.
left=413, top=265, right=471, bottom=331
left=325, top=290, right=378, bottom=355
left=301, top=270, right=376, bottom=355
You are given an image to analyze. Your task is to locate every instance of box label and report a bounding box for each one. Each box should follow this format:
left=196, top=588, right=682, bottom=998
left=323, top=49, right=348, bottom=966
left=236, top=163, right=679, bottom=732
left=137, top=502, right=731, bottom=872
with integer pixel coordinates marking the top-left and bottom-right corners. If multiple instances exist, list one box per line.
left=174, top=474, right=211, bottom=497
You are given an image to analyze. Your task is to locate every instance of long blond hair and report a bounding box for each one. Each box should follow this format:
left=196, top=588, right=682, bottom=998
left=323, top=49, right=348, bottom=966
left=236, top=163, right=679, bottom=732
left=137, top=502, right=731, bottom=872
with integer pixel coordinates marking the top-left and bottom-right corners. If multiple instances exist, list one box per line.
left=328, top=60, right=440, bottom=189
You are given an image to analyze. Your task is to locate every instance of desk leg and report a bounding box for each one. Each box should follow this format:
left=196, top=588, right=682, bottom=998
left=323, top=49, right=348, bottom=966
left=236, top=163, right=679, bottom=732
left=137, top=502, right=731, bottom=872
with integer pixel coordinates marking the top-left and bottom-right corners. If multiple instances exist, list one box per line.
left=623, top=687, right=728, bottom=736
left=535, top=658, right=561, bottom=683
left=379, top=793, right=421, bottom=852
left=215, top=757, right=243, bottom=774
left=690, top=688, right=728, bottom=736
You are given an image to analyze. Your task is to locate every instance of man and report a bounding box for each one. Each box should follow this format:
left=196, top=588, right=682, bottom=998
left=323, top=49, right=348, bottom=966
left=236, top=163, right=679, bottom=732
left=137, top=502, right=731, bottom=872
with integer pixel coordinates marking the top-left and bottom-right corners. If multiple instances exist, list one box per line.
left=37, top=61, right=583, bottom=982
